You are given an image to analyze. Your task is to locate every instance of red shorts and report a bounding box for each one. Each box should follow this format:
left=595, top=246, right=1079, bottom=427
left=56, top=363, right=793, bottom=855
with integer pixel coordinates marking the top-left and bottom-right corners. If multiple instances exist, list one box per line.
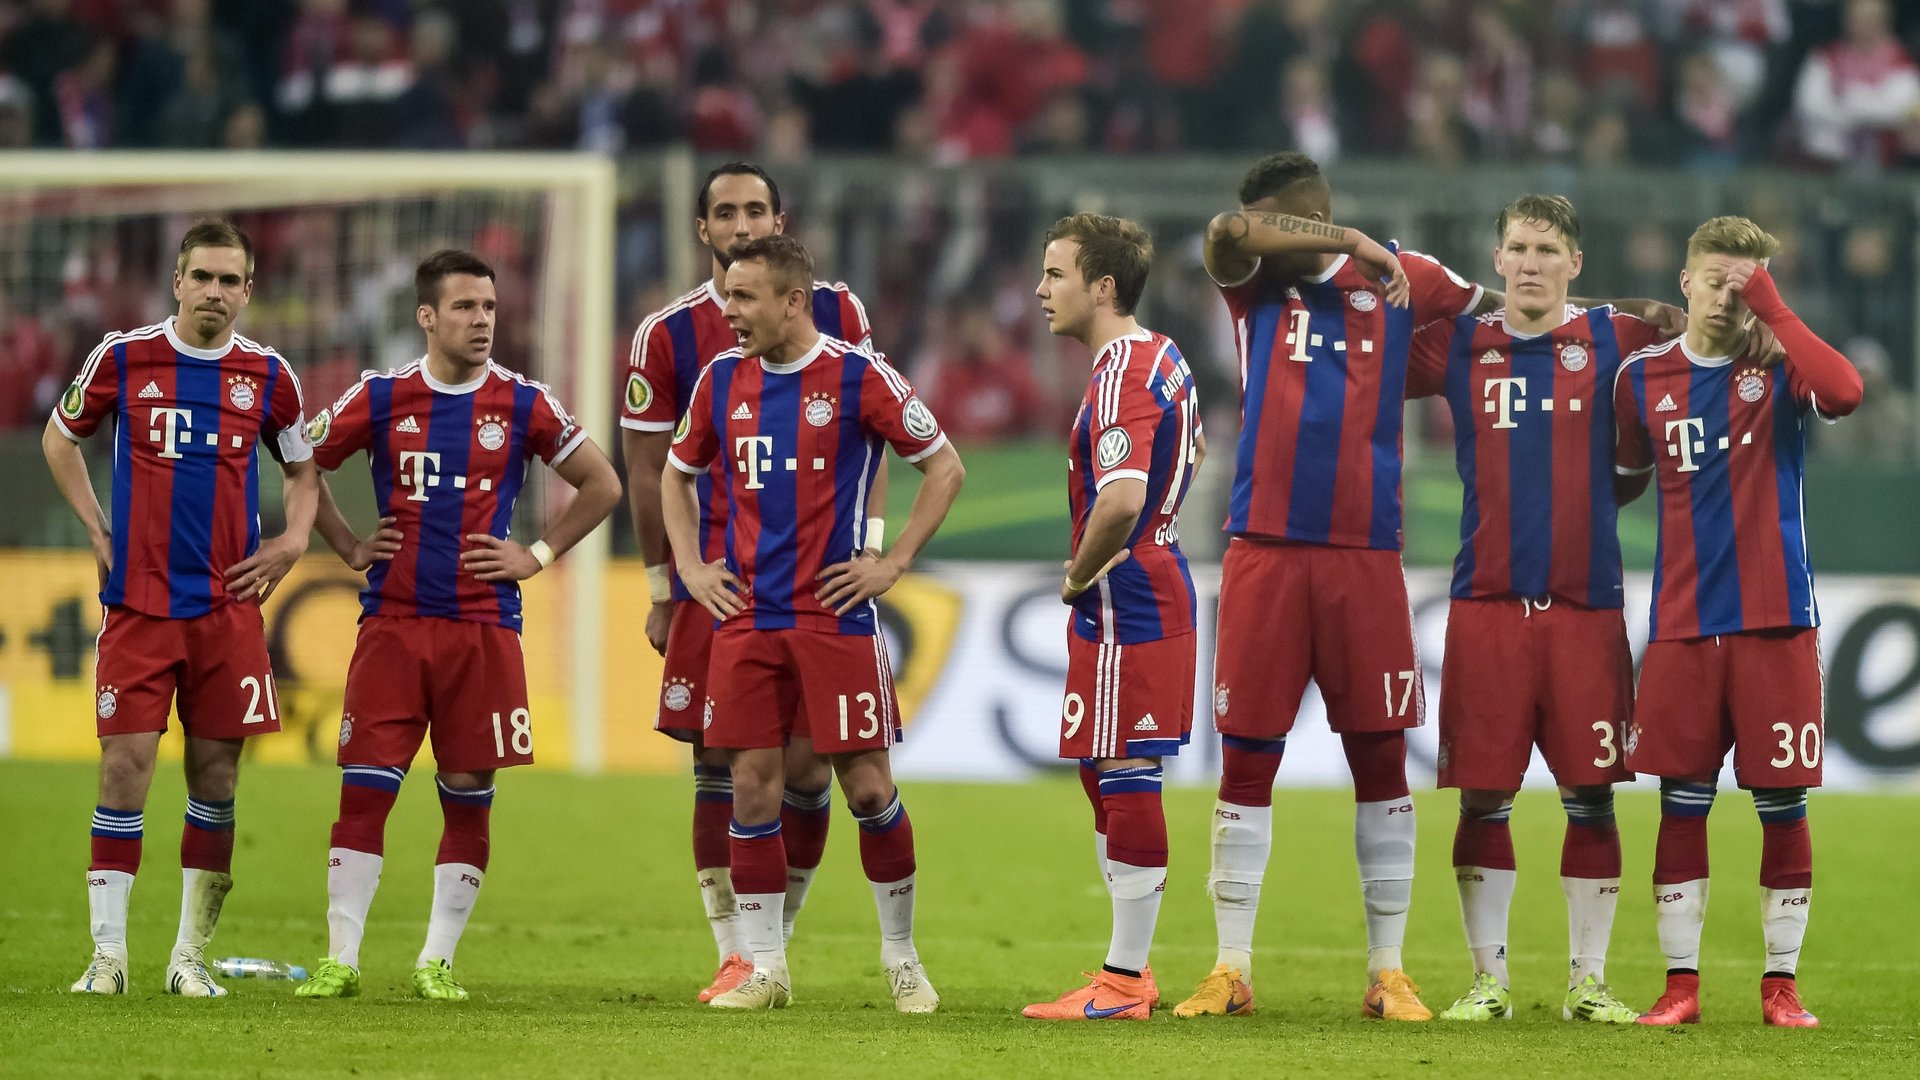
left=1629, top=627, right=1824, bottom=788
left=1437, top=596, right=1633, bottom=791
left=705, top=628, right=900, bottom=753
left=339, top=615, right=534, bottom=772
left=93, top=603, right=278, bottom=740
left=1212, top=538, right=1423, bottom=738
left=1060, top=630, right=1196, bottom=761
left=654, top=600, right=714, bottom=742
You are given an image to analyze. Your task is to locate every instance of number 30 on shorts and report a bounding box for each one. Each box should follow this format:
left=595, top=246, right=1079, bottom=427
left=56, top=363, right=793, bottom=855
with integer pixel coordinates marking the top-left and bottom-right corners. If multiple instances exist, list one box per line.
left=491, top=708, right=533, bottom=758
left=1771, top=721, right=1822, bottom=769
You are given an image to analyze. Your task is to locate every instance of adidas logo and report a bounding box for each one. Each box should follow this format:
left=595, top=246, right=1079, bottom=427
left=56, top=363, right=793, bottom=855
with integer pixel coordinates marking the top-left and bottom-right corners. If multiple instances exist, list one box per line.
left=137, top=381, right=162, bottom=399
left=731, top=402, right=753, bottom=421
left=1134, top=713, right=1157, bottom=732
left=1655, top=394, right=1677, bottom=413
left=396, top=415, right=420, bottom=433
left=1478, top=350, right=1504, bottom=365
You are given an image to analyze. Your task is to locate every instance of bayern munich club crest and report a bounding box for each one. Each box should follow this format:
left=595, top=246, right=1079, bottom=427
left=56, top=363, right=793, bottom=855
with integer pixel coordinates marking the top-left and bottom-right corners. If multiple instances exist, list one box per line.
left=1213, top=683, right=1230, bottom=718
left=1559, top=343, right=1589, bottom=372
left=477, top=414, right=508, bottom=451
left=227, top=375, right=258, bottom=411
left=1625, top=723, right=1640, bottom=756
left=663, top=677, right=694, bottom=712
left=702, top=697, right=715, bottom=730
left=339, top=712, right=355, bottom=747
left=1348, top=290, right=1378, bottom=312
left=804, top=392, right=837, bottom=428
left=96, top=686, right=119, bottom=720
left=1737, top=370, right=1767, bottom=403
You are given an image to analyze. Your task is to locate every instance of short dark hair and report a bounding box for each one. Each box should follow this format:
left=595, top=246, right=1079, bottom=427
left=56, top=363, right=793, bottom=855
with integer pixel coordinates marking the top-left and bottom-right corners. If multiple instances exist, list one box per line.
left=731, top=234, right=813, bottom=296
left=1497, top=194, right=1581, bottom=251
left=1237, top=151, right=1327, bottom=208
left=415, top=249, right=496, bottom=308
left=698, top=162, right=782, bottom=218
left=177, top=219, right=253, bottom=279
left=1043, top=213, right=1154, bottom=316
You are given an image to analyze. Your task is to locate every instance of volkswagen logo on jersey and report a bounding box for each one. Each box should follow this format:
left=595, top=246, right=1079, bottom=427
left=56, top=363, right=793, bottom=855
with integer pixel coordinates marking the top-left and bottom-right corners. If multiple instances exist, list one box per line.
left=305, top=409, right=332, bottom=446
left=804, top=392, right=837, bottom=428
left=1348, top=289, right=1378, bottom=312
left=1213, top=683, right=1230, bottom=718
left=1738, top=371, right=1766, bottom=403
left=626, top=372, right=653, bottom=413
left=339, top=712, right=354, bottom=747
left=477, top=415, right=507, bottom=451
left=663, top=677, right=694, bottom=712
left=903, top=398, right=939, bottom=441
left=227, top=375, right=258, bottom=411
left=1096, top=427, right=1132, bottom=470
left=60, top=382, right=84, bottom=419
left=96, top=686, right=118, bottom=720
left=1559, top=343, right=1589, bottom=372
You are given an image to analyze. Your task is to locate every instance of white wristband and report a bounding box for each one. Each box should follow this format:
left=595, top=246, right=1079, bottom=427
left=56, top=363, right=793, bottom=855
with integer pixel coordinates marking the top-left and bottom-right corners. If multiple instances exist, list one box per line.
left=529, top=540, right=555, bottom=569
left=865, top=516, right=885, bottom=552
left=646, top=562, right=672, bottom=603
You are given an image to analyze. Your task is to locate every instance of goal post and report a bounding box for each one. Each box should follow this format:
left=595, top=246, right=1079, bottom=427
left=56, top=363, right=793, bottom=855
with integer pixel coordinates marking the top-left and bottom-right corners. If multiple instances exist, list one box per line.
left=0, top=152, right=617, bottom=772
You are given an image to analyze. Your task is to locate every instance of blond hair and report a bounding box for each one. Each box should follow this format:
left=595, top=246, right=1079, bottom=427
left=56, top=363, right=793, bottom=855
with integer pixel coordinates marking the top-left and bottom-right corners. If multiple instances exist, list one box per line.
left=1686, top=215, right=1781, bottom=261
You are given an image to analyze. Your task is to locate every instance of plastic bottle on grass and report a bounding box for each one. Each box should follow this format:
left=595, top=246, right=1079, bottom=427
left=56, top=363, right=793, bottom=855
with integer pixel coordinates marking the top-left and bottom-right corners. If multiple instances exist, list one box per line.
left=213, top=958, right=308, bottom=981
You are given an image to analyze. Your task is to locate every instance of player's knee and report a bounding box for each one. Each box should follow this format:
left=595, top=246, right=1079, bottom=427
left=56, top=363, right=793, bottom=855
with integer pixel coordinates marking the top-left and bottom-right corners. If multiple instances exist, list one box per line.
left=1659, top=778, right=1717, bottom=818
left=434, top=769, right=493, bottom=792
left=1459, top=789, right=1516, bottom=815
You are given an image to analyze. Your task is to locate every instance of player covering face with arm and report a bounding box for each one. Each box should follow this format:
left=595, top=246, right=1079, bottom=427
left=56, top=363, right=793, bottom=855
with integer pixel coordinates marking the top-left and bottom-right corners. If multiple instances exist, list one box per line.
left=663, top=235, right=962, bottom=1013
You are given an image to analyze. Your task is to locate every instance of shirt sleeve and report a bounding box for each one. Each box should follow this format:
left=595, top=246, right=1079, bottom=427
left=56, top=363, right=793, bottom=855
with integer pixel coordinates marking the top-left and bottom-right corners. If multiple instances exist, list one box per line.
left=1090, top=370, right=1167, bottom=490
left=1400, top=250, right=1484, bottom=324
left=858, top=354, right=947, bottom=463
left=50, top=333, right=121, bottom=441
left=529, top=383, right=588, bottom=466
left=841, top=287, right=874, bottom=352
left=666, top=364, right=720, bottom=474
left=620, top=316, right=680, bottom=432
left=306, top=376, right=375, bottom=472
left=1405, top=320, right=1454, bottom=400
left=1607, top=311, right=1669, bottom=359
left=1612, top=362, right=1654, bottom=476
left=266, top=355, right=312, bottom=464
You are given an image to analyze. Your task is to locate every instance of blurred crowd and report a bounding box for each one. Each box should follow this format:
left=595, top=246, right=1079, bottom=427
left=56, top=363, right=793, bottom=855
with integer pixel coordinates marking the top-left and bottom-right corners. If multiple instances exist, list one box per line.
left=1, top=0, right=1920, bottom=171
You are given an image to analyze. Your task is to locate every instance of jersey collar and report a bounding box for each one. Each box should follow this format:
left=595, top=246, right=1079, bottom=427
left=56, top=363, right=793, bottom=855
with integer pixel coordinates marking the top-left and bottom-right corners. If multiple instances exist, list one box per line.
left=703, top=278, right=724, bottom=309
left=761, top=332, right=826, bottom=375
left=1304, top=253, right=1349, bottom=284
left=1680, top=340, right=1735, bottom=368
left=1500, top=304, right=1577, bottom=340
left=164, top=317, right=234, bottom=360
left=421, top=357, right=493, bottom=394
left=1093, top=328, right=1152, bottom=366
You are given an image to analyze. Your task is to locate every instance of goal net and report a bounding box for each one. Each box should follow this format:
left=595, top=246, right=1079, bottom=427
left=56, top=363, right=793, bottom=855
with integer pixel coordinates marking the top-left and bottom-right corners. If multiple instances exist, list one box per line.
left=0, top=152, right=616, bottom=771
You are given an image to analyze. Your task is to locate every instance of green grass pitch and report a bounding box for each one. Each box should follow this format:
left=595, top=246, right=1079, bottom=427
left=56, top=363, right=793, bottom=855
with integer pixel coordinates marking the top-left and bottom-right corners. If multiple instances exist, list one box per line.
left=3, top=760, right=1917, bottom=1077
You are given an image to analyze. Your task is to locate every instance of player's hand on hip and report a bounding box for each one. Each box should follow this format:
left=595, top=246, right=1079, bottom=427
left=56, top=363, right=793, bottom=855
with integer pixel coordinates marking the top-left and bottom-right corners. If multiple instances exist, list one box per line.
left=1061, top=549, right=1130, bottom=603
left=681, top=560, right=745, bottom=620
left=645, top=600, right=673, bottom=655
left=348, top=517, right=402, bottom=572
left=815, top=550, right=903, bottom=615
left=89, top=530, right=113, bottom=592
left=1352, top=235, right=1410, bottom=307
left=461, top=533, right=542, bottom=582
left=224, top=535, right=301, bottom=603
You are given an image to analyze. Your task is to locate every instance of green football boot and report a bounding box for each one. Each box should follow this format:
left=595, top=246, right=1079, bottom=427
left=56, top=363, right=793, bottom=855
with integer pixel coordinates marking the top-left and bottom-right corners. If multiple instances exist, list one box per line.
left=412, top=958, right=470, bottom=1002
left=294, top=957, right=361, bottom=999
left=1564, top=973, right=1637, bottom=1023
left=1438, top=971, right=1513, bottom=1021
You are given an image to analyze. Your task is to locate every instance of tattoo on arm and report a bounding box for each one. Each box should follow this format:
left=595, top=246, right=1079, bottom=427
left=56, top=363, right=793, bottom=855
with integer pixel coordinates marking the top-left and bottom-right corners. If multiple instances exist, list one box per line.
left=1253, top=212, right=1347, bottom=242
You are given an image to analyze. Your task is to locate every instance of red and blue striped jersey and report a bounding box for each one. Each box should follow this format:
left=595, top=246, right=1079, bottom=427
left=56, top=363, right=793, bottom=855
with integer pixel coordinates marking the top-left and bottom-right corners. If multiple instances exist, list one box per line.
left=623, top=278, right=871, bottom=601
left=1067, top=329, right=1201, bottom=645
left=1218, top=248, right=1482, bottom=549
left=1408, top=305, right=1665, bottom=607
left=1613, top=339, right=1837, bottom=640
left=667, top=336, right=943, bottom=635
left=52, top=318, right=310, bottom=619
left=308, top=359, right=585, bottom=631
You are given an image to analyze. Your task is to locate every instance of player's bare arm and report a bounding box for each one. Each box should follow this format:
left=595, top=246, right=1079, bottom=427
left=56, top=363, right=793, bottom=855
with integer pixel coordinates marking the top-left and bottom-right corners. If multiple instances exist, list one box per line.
left=816, top=441, right=964, bottom=616
left=224, top=456, right=319, bottom=602
left=1204, top=210, right=1410, bottom=305
left=464, top=437, right=621, bottom=583
left=622, top=426, right=676, bottom=653
left=311, top=479, right=401, bottom=572
left=866, top=455, right=890, bottom=553
left=41, top=416, right=112, bottom=590
left=1060, top=476, right=1146, bottom=603
left=661, top=460, right=743, bottom=620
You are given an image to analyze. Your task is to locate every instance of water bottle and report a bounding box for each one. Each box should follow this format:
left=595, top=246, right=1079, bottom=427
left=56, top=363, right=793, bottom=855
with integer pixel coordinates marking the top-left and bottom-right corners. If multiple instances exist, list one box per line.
left=212, top=957, right=308, bottom=981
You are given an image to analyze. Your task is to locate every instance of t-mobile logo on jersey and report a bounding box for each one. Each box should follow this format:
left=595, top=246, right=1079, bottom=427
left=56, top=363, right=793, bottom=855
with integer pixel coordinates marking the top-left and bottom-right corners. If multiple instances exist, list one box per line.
left=1483, top=376, right=1584, bottom=430
left=149, top=406, right=195, bottom=459
left=400, top=450, right=441, bottom=502
left=1664, top=417, right=1757, bottom=474
left=735, top=435, right=775, bottom=490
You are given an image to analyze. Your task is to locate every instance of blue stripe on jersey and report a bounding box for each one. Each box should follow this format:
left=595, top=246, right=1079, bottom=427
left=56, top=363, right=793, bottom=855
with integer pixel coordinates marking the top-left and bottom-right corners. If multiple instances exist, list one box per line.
left=1228, top=303, right=1282, bottom=535
left=249, top=360, right=279, bottom=557
left=1629, top=361, right=1663, bottom=639
left=1069, top=402, right=1103, bottom=639
left=1285, top=282, right=1350, bottom=543
left=167, top=358, right=221, bottom=617
left=834, top=356, right=877, bottom=635
left=1506, top=331, right=1556, bottom=598
left=486, top=384, right=536, bottom=630
left=414, top=387, right=476, bottom=619
left=363, top=378, right=396, bottom=615
left=1771, top=380, right=1817, bottom=626
left=1445, top=317, right=1479, bottom=599
left=667, top=308, right=700, bottom=415
left=750, top=371, right=802, bottom=630
left=1368, top=292, right=1415, bottom=549
left=105, top=344, right=132, bottom=607
left=813, top=289, right=846, bottom=340
left=709, top=359, right=743, bottom=590
left=1687, top=365, right=1742, bottom=633
left=1584, top=312, right=1626, bottom=608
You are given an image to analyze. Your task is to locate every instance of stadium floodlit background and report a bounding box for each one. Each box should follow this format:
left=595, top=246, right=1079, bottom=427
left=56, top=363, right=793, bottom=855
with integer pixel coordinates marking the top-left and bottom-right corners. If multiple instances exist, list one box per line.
left=3, top=1, right=1919, bottom=1076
